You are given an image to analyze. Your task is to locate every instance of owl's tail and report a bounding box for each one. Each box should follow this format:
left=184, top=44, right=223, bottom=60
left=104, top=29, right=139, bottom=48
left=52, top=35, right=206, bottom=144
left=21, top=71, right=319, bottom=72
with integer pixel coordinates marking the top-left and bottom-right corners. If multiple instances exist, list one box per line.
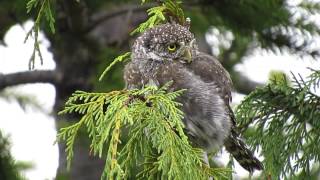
left=224, top=129, right=263, bottom=173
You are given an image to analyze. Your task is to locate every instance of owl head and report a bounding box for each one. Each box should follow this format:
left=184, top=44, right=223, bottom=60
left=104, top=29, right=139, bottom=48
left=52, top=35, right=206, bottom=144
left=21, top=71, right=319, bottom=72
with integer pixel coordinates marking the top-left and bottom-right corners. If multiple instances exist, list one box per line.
left=132, top=23, right=198, bottom=63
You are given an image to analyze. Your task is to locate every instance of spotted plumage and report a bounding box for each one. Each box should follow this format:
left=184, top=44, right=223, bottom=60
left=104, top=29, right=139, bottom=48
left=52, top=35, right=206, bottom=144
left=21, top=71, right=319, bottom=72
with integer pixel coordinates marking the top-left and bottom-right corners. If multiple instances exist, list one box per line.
left=124, top=23, right=263, bottom=172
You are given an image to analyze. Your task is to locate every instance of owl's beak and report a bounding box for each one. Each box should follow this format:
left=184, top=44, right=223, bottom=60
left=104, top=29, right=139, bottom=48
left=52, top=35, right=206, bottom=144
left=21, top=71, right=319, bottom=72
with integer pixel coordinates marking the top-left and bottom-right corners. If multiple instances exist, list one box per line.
left=182, top=48, right=192, bottom=63
left=180, top=40, right=196, bottom=63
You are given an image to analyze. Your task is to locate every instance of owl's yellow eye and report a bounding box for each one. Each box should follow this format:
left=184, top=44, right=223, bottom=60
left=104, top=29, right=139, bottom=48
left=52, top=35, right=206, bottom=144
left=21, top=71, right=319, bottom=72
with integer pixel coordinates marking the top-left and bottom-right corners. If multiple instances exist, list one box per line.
left=167, top=44, right=177, bottom=52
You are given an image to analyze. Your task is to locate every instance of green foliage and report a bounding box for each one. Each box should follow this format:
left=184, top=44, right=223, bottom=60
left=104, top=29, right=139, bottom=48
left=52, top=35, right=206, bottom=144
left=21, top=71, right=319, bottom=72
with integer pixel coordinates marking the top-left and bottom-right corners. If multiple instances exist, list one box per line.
left=0, top=131, right=25, bottom=180
left=141, top=0, right=148, bottom=4
left=25, top=0, right=55, bottom=69
left=130, top=6, right=166, bottom=35
left=57, top=84, right=231, bottom=179
left=94, top=47, right=126, bottom=92
left=300, top=1, right=320, bottom=15
left=162, top=0, right=185, bottom=25
left=268, top=70, right=290, bottom=86
left=99, top=52, right=131, bottom=81
left=236, top=69, right=320, bottom=179
left=26, top=0, right=55, bottom=33
left=131, top=0, right=185, bottom=35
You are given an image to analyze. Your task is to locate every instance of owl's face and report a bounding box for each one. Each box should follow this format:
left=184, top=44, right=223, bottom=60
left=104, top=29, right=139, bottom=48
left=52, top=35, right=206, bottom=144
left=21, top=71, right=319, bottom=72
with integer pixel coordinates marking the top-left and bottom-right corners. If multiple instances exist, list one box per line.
left=132, top=23, right=198, bottom=63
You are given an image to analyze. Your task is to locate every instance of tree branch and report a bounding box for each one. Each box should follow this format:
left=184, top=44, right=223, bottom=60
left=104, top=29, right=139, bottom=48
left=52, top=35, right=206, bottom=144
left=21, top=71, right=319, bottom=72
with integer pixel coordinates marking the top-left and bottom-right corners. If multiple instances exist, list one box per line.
left=86, top=2, right=204, bottom=33
left=0, top=70, right=60, bottom=90
left=86, top=4, right=155, bottom=33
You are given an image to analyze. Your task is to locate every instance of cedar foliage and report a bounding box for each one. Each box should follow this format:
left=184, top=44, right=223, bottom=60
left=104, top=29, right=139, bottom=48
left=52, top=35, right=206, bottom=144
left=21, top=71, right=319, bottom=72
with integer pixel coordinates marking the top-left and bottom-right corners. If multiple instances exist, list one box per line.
left=57, top=85, right=230, bottom=179
left=236, top=69, right=320, bottom=179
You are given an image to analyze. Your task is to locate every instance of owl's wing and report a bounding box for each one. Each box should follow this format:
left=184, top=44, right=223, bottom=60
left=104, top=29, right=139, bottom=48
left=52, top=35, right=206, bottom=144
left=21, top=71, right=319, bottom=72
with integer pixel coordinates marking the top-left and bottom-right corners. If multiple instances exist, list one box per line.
left=123, top=62, right=143, bottom=89
left=187, top=52, right=237, bottom=127
left=188, top=52, right=233, bottom=105
left=189, top=53, right=263, bottom=172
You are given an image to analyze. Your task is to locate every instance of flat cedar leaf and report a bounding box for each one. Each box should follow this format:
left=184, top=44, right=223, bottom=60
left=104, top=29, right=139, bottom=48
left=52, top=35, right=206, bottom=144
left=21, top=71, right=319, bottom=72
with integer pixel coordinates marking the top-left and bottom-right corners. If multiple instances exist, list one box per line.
left=26, top=0, right=38, bottom=13
left=130, top=6, right=166, bottom=35
left=131, top=0, right=186, bottom=35
left=44, top=1, right=55, bottom=33
left=25, top=0, right=56, bottom=69
left=141, top=0, right=148, bottom=5
left=164, top=0, right=185, bottom=24
left=99, top=52, right=131, bottom=81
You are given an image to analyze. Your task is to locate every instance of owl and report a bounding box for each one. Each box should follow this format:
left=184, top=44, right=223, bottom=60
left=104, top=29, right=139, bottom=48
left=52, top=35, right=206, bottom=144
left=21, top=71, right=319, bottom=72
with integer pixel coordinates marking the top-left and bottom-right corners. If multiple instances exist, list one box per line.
left=123, top=23, right=263, bottom=172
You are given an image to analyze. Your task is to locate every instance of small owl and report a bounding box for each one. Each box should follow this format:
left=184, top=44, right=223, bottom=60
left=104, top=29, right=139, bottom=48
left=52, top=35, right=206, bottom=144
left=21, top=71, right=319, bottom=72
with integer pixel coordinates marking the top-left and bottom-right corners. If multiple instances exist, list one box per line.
left=124, top=23, right=263, bottom=172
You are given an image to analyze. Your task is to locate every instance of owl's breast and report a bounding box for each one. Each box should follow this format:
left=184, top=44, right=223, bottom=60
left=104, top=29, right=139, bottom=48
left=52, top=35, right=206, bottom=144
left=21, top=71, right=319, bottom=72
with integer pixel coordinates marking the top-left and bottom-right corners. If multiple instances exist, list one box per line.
left=125, top=60, right=231, bottom=150
left=136, top=61, right=179, bottom=88
left=155, top=62, right=232, bottom=150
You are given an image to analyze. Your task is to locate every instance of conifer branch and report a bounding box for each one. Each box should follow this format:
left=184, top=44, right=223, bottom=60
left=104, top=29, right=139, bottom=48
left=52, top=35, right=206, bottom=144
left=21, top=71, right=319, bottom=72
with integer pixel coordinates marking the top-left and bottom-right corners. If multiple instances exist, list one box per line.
left=130, top=0, right=186, bottom=35
left=99, top=52, right=131, bottom=81
left=57, top=85, right=231, bottom=179
left=236, top=69, right=320, bottom=179
left=0, top=70, right=59, bottom=90
left=87, top=4, right=155, bottom=33
left=25, top=0, right=55, bottom=70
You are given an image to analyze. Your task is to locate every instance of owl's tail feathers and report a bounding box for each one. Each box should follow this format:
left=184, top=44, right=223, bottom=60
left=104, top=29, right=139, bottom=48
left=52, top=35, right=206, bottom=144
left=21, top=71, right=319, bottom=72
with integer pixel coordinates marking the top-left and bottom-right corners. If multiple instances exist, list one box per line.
left=224, top=129, right=263, bottom=173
